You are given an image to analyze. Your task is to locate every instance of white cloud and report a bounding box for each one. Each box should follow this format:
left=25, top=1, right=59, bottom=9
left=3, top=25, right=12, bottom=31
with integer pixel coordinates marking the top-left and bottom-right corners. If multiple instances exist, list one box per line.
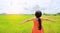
left=0, top=0, right=60, bottom=14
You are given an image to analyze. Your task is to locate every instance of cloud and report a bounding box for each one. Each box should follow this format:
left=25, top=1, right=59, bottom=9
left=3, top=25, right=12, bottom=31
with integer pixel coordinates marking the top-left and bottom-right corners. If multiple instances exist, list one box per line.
left=0, top=0, right=60, bottom=14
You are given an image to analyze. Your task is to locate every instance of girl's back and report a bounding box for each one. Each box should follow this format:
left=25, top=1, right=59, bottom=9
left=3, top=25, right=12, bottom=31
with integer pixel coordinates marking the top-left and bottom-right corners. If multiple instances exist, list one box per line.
left=33, top=18, right=39, bottom=28
left=32, top=18, right=44, bottom=33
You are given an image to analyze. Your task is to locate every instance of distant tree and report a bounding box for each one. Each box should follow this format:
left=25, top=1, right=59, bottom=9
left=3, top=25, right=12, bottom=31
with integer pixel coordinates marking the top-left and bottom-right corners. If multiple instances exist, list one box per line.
left=57, top=13, right=60, bottom=14
left=43, top=13, right=49, bottom=16
left=43, top=13, right=45, bottom=15
left=53, top=14, right=57, bottom=16
left=57, top=13, right=60, bottom=15
left=0, top=13, right=6, bottom=15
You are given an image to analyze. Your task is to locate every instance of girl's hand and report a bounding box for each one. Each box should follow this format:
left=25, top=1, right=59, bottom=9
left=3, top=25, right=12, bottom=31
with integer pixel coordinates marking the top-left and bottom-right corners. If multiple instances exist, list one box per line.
left=50, top=20, right=55, bottom=22
left=19, top=18, right=33, bottom=25
left=41, top=18, right=55, bottom=22
left=19, top=22, right=24, bottom=24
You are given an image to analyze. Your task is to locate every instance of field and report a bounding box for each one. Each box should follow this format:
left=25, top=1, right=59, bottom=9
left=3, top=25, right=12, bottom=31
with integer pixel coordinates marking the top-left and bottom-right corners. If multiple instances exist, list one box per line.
left=0, top=14, right=60, bottom=33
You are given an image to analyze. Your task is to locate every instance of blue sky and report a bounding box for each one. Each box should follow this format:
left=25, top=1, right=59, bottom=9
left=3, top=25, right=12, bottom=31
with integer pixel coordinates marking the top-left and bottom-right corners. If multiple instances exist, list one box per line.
left=0, top=0, right=60, bottom=14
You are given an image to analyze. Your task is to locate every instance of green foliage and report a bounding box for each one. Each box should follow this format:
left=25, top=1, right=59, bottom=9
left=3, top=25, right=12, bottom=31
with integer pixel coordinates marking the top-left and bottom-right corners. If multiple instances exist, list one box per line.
left=0, top=14, right=60, bottom=33
left=43, top=13, right=60, bottom=16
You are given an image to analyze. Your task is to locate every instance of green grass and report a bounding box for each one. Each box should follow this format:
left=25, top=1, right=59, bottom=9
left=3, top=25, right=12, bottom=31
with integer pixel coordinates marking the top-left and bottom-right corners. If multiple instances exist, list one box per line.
left=0, top=14, right=60, bottom=33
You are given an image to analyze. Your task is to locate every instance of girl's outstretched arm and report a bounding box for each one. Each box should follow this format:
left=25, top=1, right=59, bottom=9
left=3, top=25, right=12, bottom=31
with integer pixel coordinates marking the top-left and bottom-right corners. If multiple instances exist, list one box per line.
left=20, top=18, right=33, bottom=24
left=41, top=18, right=55, bottom=22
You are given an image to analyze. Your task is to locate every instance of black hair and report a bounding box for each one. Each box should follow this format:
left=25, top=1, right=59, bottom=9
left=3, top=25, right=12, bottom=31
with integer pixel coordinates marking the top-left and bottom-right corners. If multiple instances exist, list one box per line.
left=35, top=10, right=42, bottom=30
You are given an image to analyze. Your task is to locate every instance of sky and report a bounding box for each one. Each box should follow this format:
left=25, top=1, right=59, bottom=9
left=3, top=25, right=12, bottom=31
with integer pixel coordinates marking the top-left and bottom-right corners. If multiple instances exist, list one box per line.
left=0, top=0, right=60, bottom=14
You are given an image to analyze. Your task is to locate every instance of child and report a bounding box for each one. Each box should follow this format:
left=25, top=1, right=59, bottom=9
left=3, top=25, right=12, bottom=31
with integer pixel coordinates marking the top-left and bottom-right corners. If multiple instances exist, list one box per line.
left=20, top=10, right=54, bottom=33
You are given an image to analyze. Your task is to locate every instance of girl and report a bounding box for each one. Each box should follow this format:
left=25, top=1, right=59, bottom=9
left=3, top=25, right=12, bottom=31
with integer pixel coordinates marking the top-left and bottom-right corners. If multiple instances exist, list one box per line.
left=20, top=10, right=54, bottom=33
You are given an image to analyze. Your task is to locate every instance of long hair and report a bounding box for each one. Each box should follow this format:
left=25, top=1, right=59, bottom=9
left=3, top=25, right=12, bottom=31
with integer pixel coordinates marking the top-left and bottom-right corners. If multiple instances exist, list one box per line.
left=35, top=10, right=42, bottom=30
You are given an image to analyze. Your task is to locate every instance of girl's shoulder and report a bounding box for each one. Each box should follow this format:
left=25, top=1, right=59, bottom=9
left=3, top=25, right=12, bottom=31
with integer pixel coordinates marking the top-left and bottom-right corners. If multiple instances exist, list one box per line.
left=32, top=17, right=41, bottom=19
left=32, top=18, right=38, bottom=20
left=32, top=17, right=43, bottom=20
